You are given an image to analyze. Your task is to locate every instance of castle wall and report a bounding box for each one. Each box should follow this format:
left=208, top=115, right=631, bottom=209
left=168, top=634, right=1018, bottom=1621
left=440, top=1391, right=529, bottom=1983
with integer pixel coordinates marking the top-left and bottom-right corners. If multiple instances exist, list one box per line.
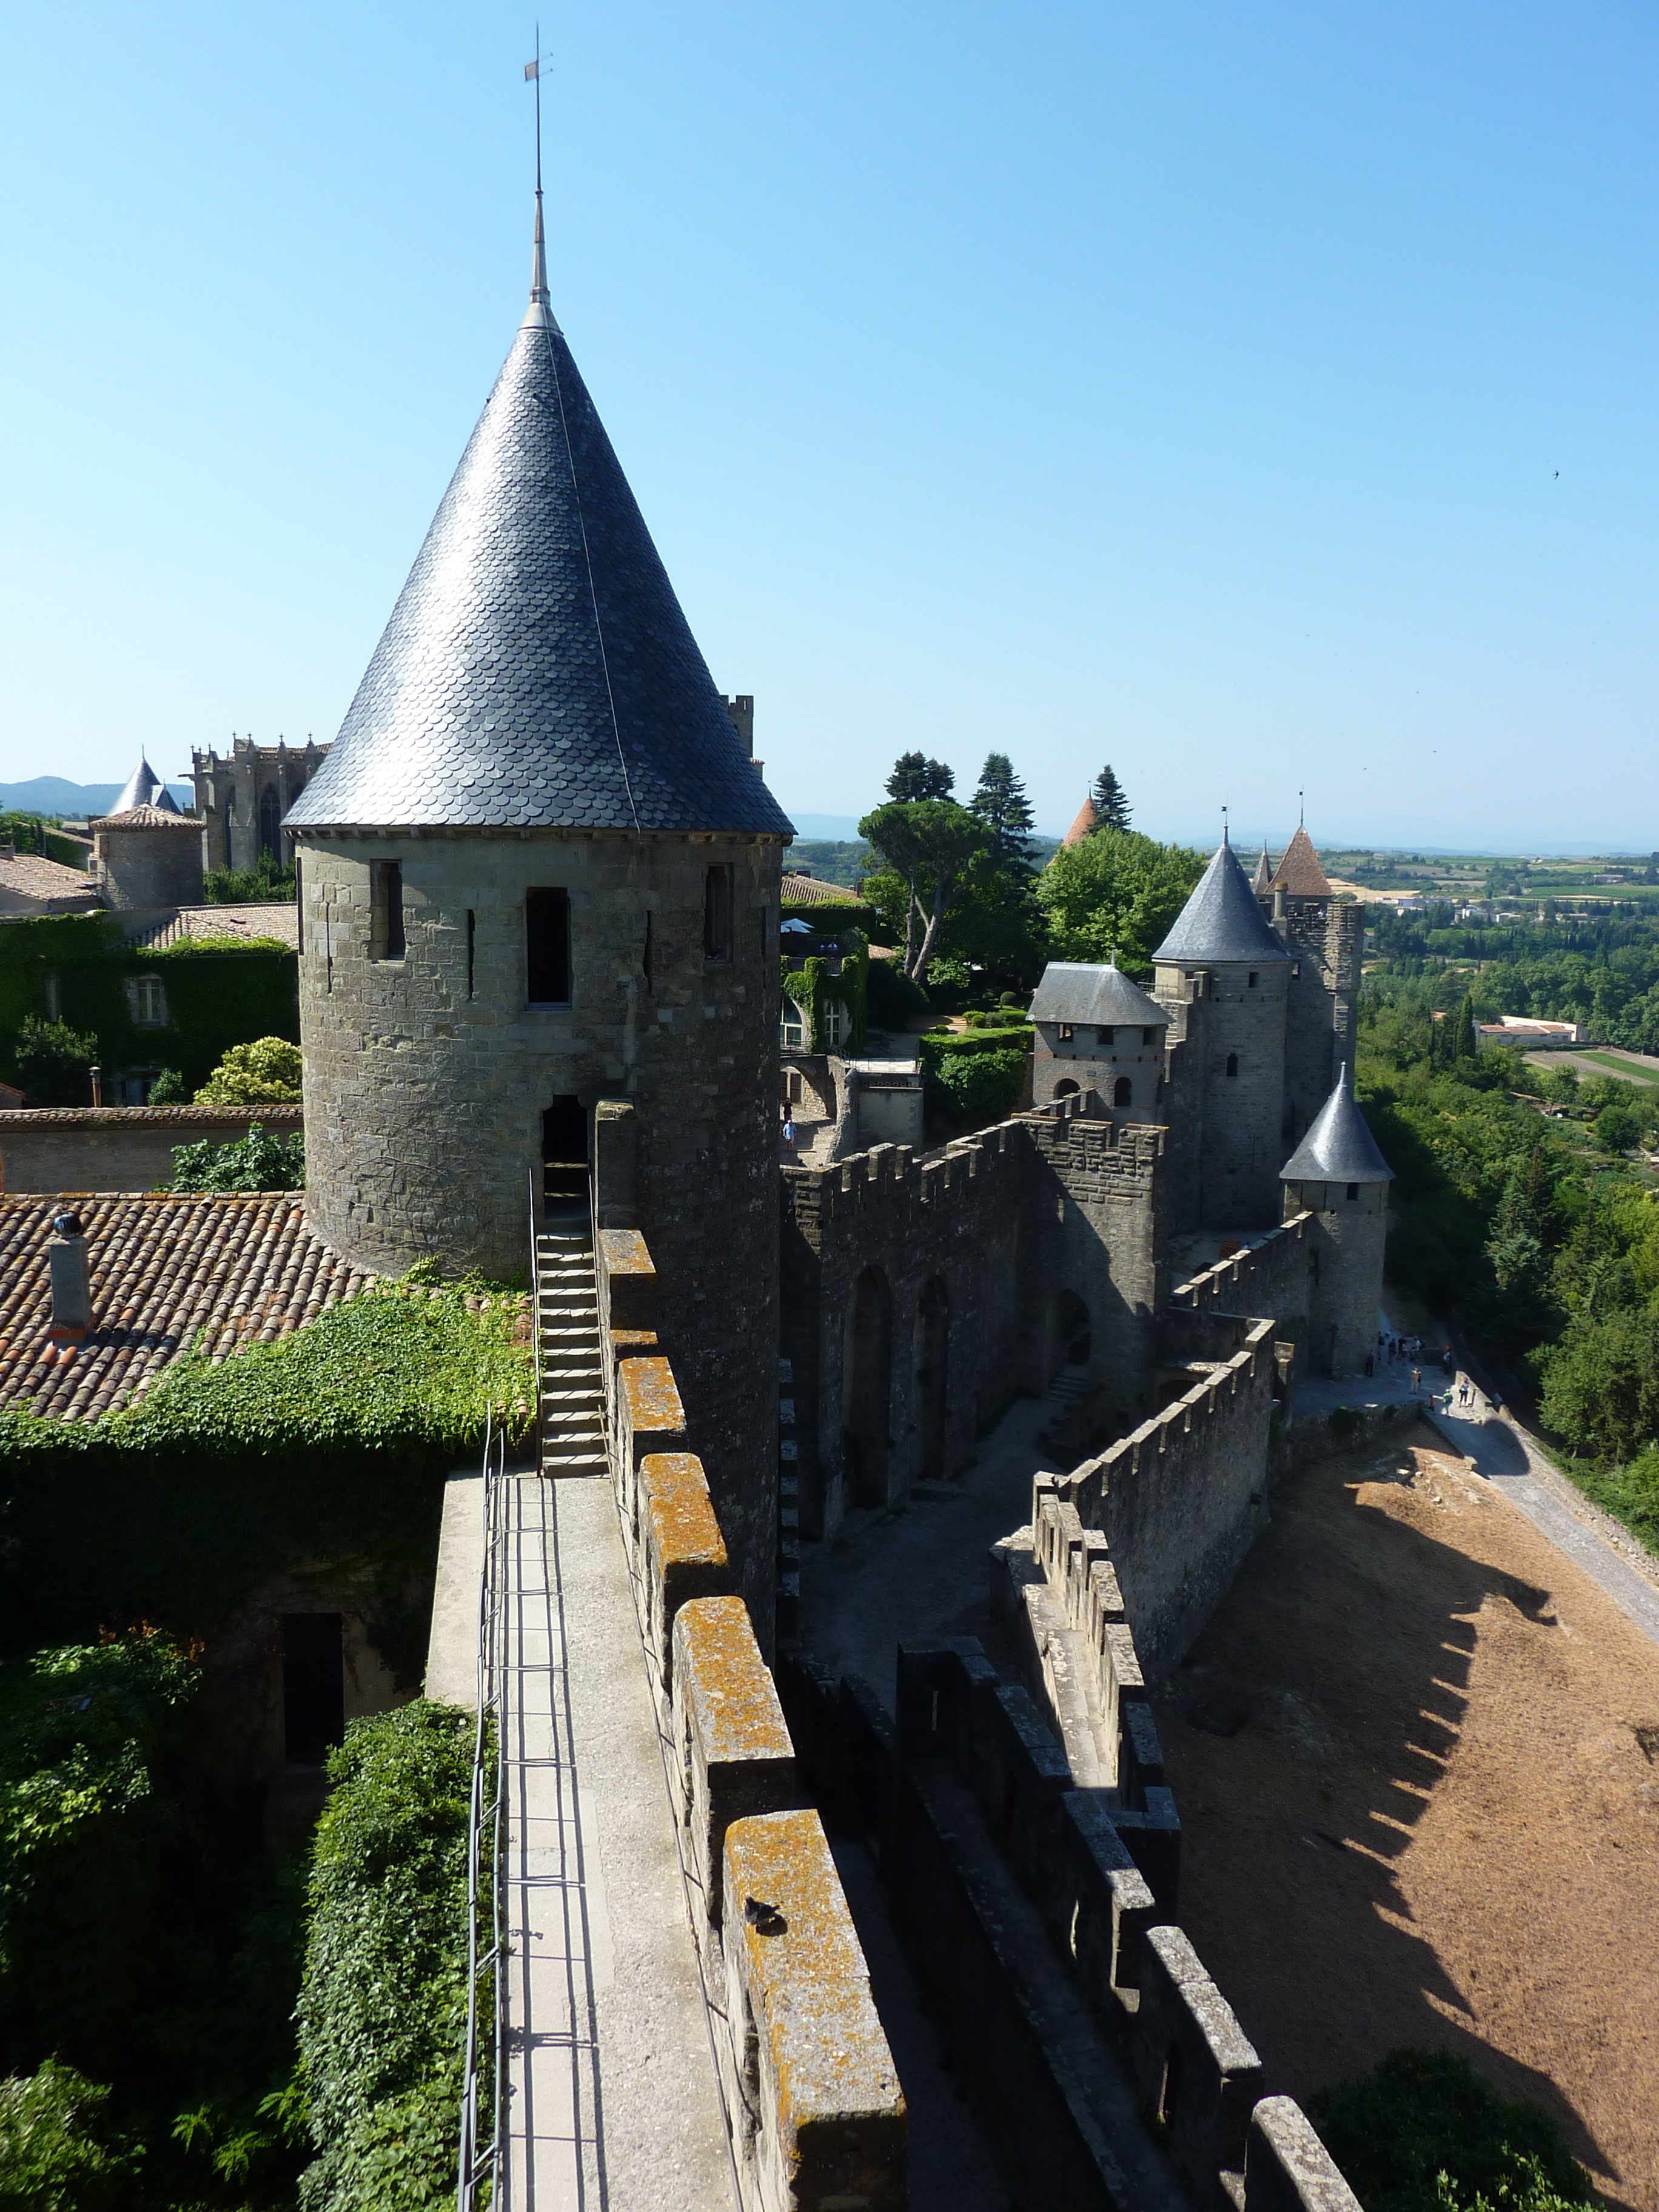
left=1285, top=1178, right=1389, bottom=1378
left=780, top=1103, right=1167, bottom=1540
left=298, top=825, right=783, bottom=1626
left=1032, top=1022, right=1167, bottom=1118
left=1278, top=902, right=1362, bottom=1154
left=0, top=1103, right=304, bottom=1194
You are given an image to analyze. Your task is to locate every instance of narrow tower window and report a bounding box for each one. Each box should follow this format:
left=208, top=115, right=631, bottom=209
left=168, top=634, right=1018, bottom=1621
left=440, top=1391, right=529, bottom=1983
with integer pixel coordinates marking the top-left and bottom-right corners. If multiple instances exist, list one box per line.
left=703, top=865, right=734, bottom=962
left=466, top=910, right=476, bottom=1000
left=370, top=861, right=404, bottom=959
left=1225, top=1052, right=1239, bottom=1078
left=1247, top=971, right=1259, bottom=990
left=282, top=1614, right=344, bottom=1764
left=295, top=854, right=303, bottom=956
left=1114, top=1076, right=1133, bottom=1108
left=526, top=888, right=572, bottom=1005
left=1346, top=1182, right=1359, bottom=1201
left=642, top=910, right=654, bottom=990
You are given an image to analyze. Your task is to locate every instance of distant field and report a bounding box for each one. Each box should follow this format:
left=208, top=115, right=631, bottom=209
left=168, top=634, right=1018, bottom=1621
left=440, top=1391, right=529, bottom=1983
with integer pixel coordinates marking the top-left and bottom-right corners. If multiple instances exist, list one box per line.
left=1574, top=1048, right=1659, bottom=1085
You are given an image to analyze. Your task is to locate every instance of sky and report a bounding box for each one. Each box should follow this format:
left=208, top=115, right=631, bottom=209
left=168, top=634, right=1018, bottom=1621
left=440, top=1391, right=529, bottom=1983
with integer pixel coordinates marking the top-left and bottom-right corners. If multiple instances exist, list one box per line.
left=1, top=4, right=1656, bottom=853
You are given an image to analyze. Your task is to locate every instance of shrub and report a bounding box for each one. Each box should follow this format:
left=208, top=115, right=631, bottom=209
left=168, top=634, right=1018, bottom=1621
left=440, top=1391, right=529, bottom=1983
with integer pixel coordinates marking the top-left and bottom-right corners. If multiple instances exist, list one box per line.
left=865, top=956, right=931, bottom=1027
left=193, top=1036, right=303, bottom=1106
left=295, top=1702, right=479, bottom=2212
left=1311, top=2048, right=1594, bottom=2212
left=0, top=2060, right=136, bottom=2211
left=12, top=1016, right=98, bottom=1108
left=146, top=1067, right=184, bottom=1104
left=167, top=1121, right=306, bottom=1193
left=203, top=850, right=296, bottom=905
left=930, top=1044, right=1026, bottom=1127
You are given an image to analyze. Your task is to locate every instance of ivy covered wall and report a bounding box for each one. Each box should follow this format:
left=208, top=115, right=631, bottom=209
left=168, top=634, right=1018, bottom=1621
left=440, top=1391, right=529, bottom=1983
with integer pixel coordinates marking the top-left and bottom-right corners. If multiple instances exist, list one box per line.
left=780, top=925, right=870, bottom=1053
left=0, top=913, right=299, bottom=1095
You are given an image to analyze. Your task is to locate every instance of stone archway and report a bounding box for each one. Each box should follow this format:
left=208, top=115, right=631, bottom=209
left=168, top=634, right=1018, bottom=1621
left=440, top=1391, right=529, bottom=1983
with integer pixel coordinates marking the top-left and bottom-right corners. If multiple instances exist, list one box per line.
left=843, top=1266, right=893, bottom=1507
left=914, top=1276, right=950, bottom=1483
left=1042, top=1287, right=1091, bottom=1387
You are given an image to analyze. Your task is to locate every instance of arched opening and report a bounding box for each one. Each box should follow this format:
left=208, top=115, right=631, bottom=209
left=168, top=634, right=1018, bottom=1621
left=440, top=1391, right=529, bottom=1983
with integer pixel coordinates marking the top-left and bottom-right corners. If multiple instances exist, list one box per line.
left=1225, top=1052, right=1239, bottom=1079
left=1042, top=1289, right=1091, bottom=1385
left=1053, top=1078, right=1080, bottom=1099
left=541, top=1095, right=588, bottom=1212
left=258, top=783, right=281, bottom=861
left=1113, top=1076, right=1133, bottom=1108
left=915, top=1278, right=950, bottom=1483
left=843, top=1267, right=893, bottom=1506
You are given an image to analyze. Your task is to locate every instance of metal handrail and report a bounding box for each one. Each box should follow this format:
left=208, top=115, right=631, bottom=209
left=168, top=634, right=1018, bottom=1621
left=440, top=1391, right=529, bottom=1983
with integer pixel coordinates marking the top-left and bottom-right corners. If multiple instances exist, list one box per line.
left=529, top=1165, right=543, bottom=1476
left=457, top=1404, right=508, bottom=2210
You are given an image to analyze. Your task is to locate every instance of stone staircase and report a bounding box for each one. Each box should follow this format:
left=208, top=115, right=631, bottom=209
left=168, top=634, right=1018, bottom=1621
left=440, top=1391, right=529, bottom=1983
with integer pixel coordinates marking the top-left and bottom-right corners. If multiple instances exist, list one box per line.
left=536, top=1224, right=607, bottom=1476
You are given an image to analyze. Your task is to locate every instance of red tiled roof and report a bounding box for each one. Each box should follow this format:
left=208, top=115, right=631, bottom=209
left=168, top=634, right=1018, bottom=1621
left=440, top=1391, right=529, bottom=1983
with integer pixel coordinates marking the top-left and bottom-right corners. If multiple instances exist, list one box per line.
left=0, top=1105, right=304, bottom=1131
left=1270, top=826, right=1333, bottom=900
left=90, top=805, right=202, bottom=833
left=0, top=1193, right=371, bottom=1422
left=127, top=902, right=300, bottom=950
left=780, top=871, right=861, bottom=907
left=1062, top=797, right=1097, bottom=847
left=0, top=851, right=99, bottom=912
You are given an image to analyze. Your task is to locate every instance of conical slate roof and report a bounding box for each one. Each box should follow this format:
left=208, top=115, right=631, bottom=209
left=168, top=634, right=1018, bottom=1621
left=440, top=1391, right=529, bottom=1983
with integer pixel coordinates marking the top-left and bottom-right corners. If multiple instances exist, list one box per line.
left=109, top=756, right=180, bottom=817
left=286, top=202, right=793, bottom=839
left=1153, top=831, right=1289, bottom=965
left=1271, top=825, right=1333, bottom=899
left=1029, top=957, right=1170, bottom=1029
left=1281, top=1065, right=1393, bottom=1183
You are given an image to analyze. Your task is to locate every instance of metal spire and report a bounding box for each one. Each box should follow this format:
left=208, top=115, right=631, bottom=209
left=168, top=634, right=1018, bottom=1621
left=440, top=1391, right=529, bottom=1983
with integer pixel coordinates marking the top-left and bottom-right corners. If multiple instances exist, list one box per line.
left=525, top=30, right=551, bottom=313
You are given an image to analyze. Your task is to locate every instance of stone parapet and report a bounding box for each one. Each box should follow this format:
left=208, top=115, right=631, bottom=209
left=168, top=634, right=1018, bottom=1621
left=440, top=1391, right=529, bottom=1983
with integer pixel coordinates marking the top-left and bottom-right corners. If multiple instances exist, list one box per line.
left=636, top=1451, right=729, bottom=1709
left=1130, top=1925, right=1264, bottom=2204
left=720, top=1809, right=907, bottom=2212
left=1245, top=2097, right=1365, bottom=2212
left=0, top=1104, right=304, bottom=1199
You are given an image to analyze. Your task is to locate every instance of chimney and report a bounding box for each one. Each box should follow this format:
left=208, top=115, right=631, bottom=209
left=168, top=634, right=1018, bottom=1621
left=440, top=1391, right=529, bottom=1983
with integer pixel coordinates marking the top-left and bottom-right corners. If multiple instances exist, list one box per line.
left=48, top=1210, right=92, bottom=1334
left=90, top=1064, right=103, bottom=1108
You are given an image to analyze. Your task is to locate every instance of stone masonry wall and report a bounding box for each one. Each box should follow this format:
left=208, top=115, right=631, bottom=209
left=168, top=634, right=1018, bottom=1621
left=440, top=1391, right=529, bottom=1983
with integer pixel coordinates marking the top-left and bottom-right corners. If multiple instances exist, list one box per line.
left=297, top=825, right=783, bottom=1628
left=1278, top=901, right=1363, bottom=1155
left=781, top=1101, right=1167, bottom=1541
left=1155, top=960, right=1289, bottom=1230
left=1285, top=1179, right=1389, bottom=1378
left=93, top=822, right=206, bottom=911
left=0, top=1104, right=306, bottom=1195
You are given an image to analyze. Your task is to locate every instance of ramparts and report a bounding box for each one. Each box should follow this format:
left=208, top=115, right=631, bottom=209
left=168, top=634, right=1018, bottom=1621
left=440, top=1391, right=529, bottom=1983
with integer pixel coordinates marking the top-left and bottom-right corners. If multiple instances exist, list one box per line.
left=594, top=1225, right=906, bottom=2210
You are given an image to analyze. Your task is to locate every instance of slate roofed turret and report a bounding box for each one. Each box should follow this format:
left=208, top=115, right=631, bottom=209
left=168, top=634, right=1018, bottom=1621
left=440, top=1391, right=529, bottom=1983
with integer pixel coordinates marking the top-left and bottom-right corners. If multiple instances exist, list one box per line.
left=1270, top=825, right=1333, bottom=900
left=285, top=194, right=793, bottom=840
left=1153, top=828, right=1289, bottom=965
left=1252, top=843, right=1273, bottom=897
left=1029, top=957, right=1169, bottom=1030
left=1280, top=1065, right=1393, bottom=1184
left=109, top=756, right=181, bottom=817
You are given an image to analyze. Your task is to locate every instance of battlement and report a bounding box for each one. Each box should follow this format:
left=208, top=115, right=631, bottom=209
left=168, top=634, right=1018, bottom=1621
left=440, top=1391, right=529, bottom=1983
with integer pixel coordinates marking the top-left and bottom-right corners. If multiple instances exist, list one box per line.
left=1171, top=1213, right=1312, bottom=1324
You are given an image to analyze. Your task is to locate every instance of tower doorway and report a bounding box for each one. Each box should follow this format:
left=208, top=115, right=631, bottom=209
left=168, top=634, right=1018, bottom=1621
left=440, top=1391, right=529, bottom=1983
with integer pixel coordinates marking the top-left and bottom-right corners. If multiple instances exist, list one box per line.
left=843, top=1266, right=893, bottom=1507
left=283, top=1613, right=344, bottom=1765
left=1042, top=1289, right=1091, bottom=1386
left=541, top=1096, right=588, bottom=1213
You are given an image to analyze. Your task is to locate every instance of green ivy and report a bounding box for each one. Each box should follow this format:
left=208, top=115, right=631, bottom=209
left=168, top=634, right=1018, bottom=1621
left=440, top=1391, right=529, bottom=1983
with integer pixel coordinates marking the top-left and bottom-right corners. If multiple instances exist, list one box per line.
left=780, top=927, right=870, bottom=1051
left=168, top=1122, right=307, bottom=1193
left=295, top=1702, right=481, bottom=2212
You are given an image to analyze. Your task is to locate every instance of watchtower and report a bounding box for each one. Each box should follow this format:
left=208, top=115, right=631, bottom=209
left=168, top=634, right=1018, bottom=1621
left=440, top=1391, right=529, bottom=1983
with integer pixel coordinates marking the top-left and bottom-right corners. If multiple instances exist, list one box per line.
left=1259, top=825, right=1364, bottom=1152
left=286, top=193, right=793, bottom=1618
left=1280, top=1066, right=1393, bottom=1377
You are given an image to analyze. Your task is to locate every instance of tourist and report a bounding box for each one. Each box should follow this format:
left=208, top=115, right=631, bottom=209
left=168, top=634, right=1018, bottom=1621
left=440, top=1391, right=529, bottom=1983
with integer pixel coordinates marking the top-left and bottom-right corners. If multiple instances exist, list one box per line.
left=782, top=1110, right=796, bottom=1155
left=1410, top=1365, right=1422, bottom=1396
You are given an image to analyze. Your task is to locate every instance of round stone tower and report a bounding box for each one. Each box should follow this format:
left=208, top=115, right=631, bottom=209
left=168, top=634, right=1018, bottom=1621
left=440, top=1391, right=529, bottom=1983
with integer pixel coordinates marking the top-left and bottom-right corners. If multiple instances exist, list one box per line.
left=1153, top=829, right=1291, bottom=1226
left=91, top=760, right=204, bottom=910
left=284, top=193, right=792, bottom=1620
left=1280, top=1065, right=1393, bottom=1377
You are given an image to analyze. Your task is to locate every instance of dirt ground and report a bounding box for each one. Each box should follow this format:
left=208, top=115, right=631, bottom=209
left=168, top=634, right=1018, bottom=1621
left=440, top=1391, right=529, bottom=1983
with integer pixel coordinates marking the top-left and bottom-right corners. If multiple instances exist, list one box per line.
left=1151, top=1430, right=1659, bottom=2211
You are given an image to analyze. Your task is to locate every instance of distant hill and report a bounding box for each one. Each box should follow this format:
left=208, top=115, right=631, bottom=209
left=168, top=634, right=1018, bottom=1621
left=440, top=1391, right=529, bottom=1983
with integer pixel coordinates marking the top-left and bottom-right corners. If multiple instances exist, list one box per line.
left=0, top=776, right=195, bottom=818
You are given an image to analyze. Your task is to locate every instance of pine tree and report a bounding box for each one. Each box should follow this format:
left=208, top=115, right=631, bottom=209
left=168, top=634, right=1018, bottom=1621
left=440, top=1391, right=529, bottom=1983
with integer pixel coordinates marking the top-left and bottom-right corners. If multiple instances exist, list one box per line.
left=1453, top=993, right=1478, bottom=1061
left=969, top=752, right=1036, bottom=870
left=885, top=752, right=956, bottom=802
left=1090, top=764, right=1131, bottom=833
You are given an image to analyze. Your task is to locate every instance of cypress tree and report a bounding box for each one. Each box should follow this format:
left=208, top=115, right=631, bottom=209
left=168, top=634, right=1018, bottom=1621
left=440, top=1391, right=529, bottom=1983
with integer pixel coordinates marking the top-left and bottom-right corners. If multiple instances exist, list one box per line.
left=1090, top=764, right=1131, bottom=833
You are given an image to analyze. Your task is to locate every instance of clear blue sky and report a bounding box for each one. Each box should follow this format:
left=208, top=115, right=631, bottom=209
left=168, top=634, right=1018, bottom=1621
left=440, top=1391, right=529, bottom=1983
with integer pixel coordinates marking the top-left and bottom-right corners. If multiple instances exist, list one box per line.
left=1, top=3, right=1655, bottom=851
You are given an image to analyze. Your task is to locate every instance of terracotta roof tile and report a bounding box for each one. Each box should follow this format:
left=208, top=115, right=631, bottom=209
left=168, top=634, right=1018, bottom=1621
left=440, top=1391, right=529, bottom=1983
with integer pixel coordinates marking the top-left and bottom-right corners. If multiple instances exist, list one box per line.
left=0, top=1193, right=369, bottom=1423
left=0, top=852, right=99, bottom=912
left=1062, top=797, right=1097, bottom=847
left=90, top=805, right=201, bottom=832
left=127, top=903, right=299, bottom=950
left=1270, top=826, right=1333, bottom=900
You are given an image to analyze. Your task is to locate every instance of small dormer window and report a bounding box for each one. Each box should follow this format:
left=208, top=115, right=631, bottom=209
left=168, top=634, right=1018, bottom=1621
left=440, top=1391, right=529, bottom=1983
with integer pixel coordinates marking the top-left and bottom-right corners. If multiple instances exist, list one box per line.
left=1247, top=971, right=1259, bottom=989
left=1057, top=1023, right=1074, bottom=1042
left=1142, top=1026, right=1157, bottom=1045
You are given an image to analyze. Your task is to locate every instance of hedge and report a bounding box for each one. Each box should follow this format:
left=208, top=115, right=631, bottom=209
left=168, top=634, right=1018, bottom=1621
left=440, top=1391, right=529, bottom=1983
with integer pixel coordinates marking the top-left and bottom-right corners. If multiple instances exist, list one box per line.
left=295, top=1702, right=480, bottom=2212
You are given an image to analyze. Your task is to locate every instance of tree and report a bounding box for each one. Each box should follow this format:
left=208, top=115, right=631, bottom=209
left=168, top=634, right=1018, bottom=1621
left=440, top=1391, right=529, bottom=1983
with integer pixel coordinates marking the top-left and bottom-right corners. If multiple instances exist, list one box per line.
left=1037, top=831, right=1205, bottom=974
left=13, top=1015, right=99, bottom=1108
left=167, top=1121, right=306, bottom=1192
left=885, top=752, right=955, bottom=803
left=1090, top=765, right=1131, bottom=833
left=858, top=801, right=991, bottom=980
left=192, top=1036, right=304, bottom=1105
left=968, top=754, right=1036, bottom=873
left=1453, top=993, right=1478, bottom=1062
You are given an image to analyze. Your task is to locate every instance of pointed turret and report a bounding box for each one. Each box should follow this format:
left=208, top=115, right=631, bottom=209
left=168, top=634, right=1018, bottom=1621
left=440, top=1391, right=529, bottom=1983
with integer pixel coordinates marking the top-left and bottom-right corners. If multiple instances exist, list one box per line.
left=109, top=754, right=179, bottom=817
left=1280, top=1065, right=1392, bottom=1184
left=287, top=196, right=791, bottom=840
left=1153, top=829, right=1289, bottom=965
left=1270, top=825, right=1333, bottom=902
left=1062, top=796, right=1097, bottom=847
left=1252, top=843, right=1273, bottom=898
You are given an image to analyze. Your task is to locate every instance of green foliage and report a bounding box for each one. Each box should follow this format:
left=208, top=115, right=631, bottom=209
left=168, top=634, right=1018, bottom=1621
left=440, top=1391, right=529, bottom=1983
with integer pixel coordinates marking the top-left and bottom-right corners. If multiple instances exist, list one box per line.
left=0, top=914, right=298, bottom=1099
left=202, top=848, right=296, bottom=905
left=11, top=1016, right=99, bottom=1108
left=0, top=2060, right=137, bottom=2210
left=1037, top=830, right=1206, bottom=974
left=146, top=1067, right=184, bottom=1104
left=295, top=1702, right=478, bottom=2212
left=168, top=1121, right=307, bottom=1193
left=859, top=800, right=994, bottom=981
left=194, top=1036, right=304, bottom=1105
left=884, top=752, right=955, bottom=802
left=969, top=753, right=1037, bottom=871
left=1311, top=2048, right=1593, bottom=2212
left=0, top=1281, right=532, bottom=1660
left=864, top=956, right=931, bottom=1027
left=1089, top=763, right=1131, bottom=833
left=779, top=929, right=870, bottom=1051
left=917, top=1027, right=1033, bottom=1127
